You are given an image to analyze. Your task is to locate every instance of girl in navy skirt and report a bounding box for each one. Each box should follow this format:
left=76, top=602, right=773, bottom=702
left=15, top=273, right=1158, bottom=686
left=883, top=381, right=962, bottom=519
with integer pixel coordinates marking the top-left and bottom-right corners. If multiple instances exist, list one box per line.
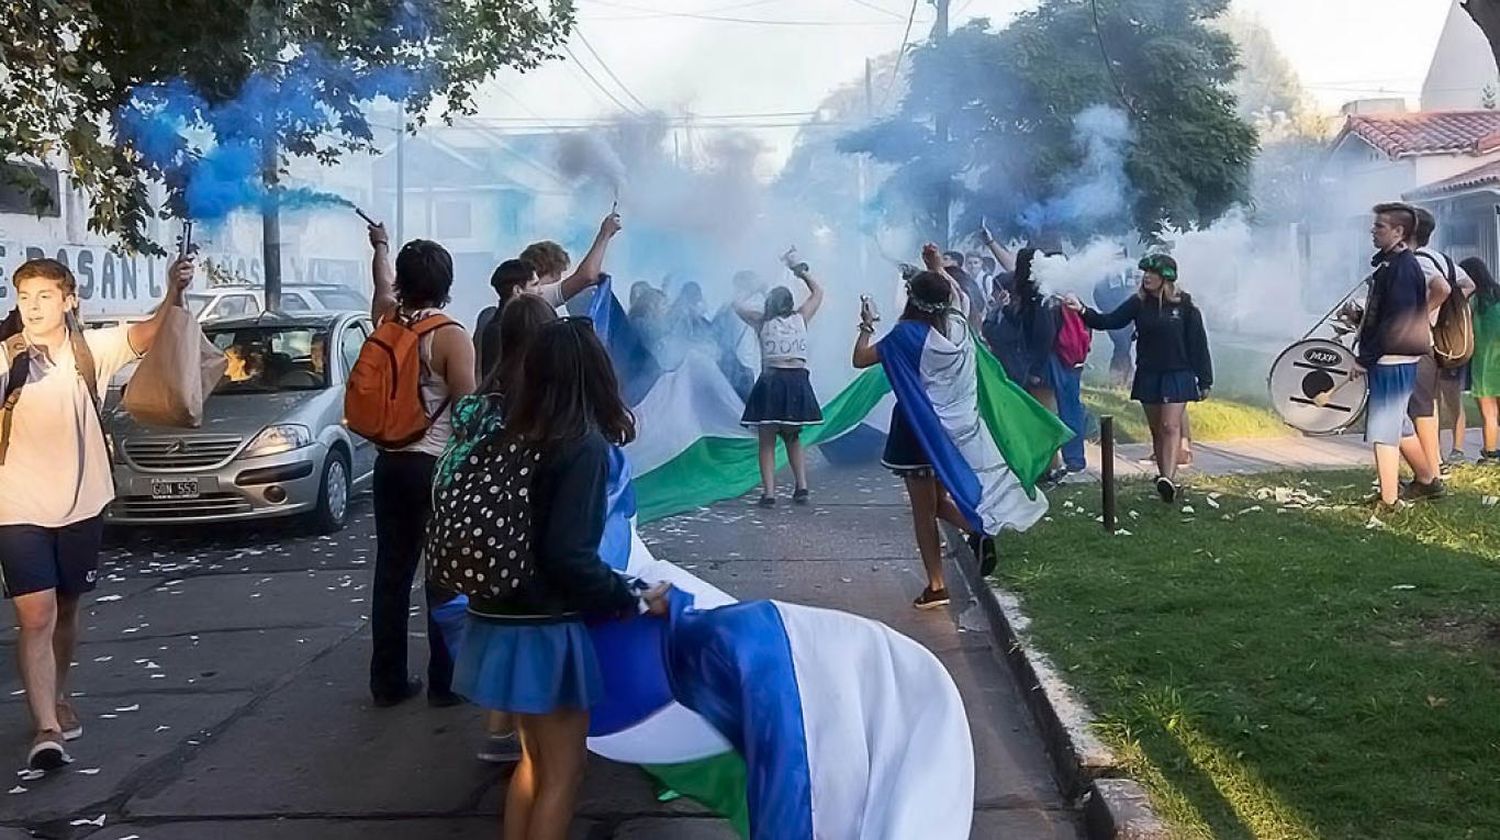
left=852, top=246, right=999, bottom=610
left=736, top=253, right=825, bottom=506
left=1066, top=254, right=1212, bottom=503
left=450, top=318, right=668, bottom=840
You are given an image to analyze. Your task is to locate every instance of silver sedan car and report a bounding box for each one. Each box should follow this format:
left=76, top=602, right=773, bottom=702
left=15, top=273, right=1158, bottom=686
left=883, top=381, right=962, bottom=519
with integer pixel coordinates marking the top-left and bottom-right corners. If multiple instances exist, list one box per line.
left=105, top=311, right=378, bottom=531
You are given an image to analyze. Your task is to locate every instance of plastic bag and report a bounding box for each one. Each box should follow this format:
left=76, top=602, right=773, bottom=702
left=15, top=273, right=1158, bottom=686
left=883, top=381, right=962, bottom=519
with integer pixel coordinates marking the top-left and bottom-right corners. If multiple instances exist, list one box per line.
left=121, top=305, right=227, bottom=428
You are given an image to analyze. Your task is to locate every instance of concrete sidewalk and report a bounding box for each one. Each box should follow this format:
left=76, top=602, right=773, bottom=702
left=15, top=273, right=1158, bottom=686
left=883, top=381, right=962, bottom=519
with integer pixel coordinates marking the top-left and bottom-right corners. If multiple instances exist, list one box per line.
left=1076, top=429, right=1487, bottom=480
left=0, top=463, right=1080, bottom=839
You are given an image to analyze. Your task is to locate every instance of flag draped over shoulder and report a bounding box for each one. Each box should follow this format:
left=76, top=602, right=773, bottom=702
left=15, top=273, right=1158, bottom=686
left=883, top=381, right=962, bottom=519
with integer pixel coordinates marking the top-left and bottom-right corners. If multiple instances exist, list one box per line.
left=875, top=319, right=1068, bottom=535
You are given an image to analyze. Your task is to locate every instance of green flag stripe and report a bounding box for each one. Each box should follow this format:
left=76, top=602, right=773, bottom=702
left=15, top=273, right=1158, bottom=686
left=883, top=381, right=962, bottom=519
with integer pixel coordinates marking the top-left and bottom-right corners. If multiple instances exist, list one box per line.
left=643, top=753, right=752, bottom=838
left=635, top=367, right=891, bottom=523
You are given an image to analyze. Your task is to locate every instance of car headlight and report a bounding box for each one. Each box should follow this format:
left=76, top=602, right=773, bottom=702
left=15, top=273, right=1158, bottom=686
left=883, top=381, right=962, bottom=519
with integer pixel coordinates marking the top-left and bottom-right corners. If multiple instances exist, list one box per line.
left=242, top=424, right=313, bottom=458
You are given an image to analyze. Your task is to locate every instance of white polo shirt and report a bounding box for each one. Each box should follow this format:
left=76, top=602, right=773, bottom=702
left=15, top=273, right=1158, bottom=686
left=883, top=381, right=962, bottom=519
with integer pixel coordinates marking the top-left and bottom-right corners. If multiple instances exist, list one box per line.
left=0, top=326, right=140, bottom=528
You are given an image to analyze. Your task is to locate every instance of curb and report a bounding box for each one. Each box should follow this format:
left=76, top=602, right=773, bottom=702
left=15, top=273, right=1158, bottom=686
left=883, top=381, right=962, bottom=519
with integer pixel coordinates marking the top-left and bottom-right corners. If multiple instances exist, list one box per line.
left=951, top=535, right=1169, bottom=840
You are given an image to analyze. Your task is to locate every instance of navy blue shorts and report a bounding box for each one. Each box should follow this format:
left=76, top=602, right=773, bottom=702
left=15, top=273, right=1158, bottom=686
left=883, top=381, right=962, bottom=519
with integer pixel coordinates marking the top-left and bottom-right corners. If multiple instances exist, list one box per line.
left=0, top=517, right=104, bottom=599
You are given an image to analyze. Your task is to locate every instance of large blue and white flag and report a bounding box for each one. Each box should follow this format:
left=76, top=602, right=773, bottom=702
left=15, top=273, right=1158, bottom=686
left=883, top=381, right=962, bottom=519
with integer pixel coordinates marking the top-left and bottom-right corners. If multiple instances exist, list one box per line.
left=662, top=594, right=976, bottom=840
left=877, top=317, right=1063, bottom=535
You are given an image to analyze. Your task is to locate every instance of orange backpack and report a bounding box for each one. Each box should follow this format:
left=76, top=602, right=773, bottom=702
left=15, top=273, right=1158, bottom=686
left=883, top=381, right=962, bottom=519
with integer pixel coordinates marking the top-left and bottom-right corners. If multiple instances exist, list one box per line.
left=345, top=312, right=457, bottom=448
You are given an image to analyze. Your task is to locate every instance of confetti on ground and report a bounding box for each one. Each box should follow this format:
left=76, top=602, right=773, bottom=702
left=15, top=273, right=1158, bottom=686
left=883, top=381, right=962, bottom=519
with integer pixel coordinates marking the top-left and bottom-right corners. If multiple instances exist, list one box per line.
left=1391, top=584, right=1416, bottom=591
left=77, top=768, right=101, bottom=775
left=94, top=595, right=123, bottom=603
left=70, top=815, right=107, bottom=827
left=8, top=786, right=25, bottom=794
left=113, top=704, right=139, bottom=713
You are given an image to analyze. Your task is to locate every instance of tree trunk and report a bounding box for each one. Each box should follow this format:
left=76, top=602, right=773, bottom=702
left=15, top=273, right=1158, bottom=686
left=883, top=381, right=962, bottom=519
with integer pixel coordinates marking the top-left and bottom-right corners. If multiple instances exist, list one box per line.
left=1466, top=0, right=1500, bottom=81
left=261, top=136, right=282, bottom=313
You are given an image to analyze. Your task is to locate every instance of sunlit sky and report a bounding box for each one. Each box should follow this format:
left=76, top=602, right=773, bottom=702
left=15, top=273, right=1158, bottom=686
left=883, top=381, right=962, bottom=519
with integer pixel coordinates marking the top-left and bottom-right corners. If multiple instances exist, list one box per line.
left=462, top=0, right=1458, bottom=163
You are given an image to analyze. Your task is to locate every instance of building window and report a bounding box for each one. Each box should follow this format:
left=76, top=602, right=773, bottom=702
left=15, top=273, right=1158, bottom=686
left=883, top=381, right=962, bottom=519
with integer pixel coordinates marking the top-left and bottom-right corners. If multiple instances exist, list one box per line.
left=434, top=200, right=472, bottom=239
left=0, top=163, right=62, bottom=217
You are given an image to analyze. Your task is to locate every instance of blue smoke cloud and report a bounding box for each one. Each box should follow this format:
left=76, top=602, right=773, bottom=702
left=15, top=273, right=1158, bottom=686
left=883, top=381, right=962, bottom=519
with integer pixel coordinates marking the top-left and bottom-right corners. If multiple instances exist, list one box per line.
left=1017, top=105, right=1134, bottom=235
left=117, top=48, right=428, bottom=222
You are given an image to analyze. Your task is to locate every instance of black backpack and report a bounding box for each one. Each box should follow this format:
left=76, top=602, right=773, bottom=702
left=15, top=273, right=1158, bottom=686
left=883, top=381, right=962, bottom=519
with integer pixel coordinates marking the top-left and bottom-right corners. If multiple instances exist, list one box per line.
left=1420, top=252, right=1475, bottom=369
left=423, top=394, right=541, bottom=600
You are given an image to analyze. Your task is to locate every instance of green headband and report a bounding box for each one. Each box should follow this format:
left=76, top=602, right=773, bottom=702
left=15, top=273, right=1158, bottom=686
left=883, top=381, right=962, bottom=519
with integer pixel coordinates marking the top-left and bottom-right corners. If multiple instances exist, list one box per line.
left=1138, top=255, right=1177, bottom=282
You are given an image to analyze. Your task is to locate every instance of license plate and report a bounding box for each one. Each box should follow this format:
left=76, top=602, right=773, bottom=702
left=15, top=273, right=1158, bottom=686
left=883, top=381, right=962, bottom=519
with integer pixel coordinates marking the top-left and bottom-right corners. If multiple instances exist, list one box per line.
left=150, top=479, right=200, bottom=500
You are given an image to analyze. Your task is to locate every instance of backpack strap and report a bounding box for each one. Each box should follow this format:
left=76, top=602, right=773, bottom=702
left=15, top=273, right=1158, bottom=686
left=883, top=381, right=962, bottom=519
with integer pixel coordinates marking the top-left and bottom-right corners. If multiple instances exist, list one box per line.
left=409, top=313, right=459, bottom=337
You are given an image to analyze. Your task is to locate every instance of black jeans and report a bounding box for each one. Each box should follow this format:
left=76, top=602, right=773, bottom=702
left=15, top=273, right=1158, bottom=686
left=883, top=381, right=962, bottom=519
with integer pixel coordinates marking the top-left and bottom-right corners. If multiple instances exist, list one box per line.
left=370, top=451, right=456, bottom=700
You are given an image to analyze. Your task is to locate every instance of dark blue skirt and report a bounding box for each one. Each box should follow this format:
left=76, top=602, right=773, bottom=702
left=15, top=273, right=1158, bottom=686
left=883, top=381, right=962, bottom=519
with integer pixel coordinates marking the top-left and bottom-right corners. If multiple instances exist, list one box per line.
left=1131, top=369, right=1201, bottom=405
left=452, top=617, right=603, bottom=714
left=882, top=407, right=931, bottom=476
left=741, top=367, right=823, bottom=426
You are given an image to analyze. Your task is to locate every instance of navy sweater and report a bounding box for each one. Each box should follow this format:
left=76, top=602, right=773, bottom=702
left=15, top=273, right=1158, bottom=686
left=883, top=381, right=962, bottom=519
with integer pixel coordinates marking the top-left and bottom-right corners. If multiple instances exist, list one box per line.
left=468, top=430, right=637, bottom=622
left=1081, top=293, right=1213, bottom=389
left=1356, top=248, right=1431, bottom=367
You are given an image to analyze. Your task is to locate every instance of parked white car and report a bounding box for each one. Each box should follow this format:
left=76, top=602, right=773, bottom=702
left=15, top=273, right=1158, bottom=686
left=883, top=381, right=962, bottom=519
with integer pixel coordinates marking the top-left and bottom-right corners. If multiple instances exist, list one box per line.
left=186, top=284, right=371, bottom=322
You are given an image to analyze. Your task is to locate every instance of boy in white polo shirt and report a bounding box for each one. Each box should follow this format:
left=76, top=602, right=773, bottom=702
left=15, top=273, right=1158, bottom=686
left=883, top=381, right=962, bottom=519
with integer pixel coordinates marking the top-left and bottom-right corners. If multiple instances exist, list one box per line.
left=0, top=255, right=193, bottom=771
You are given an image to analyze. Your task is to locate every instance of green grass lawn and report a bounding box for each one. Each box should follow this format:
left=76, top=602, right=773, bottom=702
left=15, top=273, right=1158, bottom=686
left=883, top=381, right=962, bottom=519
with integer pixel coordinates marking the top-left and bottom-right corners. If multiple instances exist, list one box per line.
left=998, top=467, right=1500, bottom=839
left=1081, top=386, right=1294, bottom=445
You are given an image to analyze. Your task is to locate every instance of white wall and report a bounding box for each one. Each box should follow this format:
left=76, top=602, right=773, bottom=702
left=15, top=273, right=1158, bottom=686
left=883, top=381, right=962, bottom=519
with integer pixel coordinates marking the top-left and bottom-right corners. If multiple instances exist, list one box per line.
left=1422, top=1, right=1499, bottom=111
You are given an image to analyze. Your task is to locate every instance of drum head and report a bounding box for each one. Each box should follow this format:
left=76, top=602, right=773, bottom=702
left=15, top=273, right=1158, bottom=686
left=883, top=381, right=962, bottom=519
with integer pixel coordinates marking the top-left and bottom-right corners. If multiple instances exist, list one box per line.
left=1268, top=339, right=1367, bottom=435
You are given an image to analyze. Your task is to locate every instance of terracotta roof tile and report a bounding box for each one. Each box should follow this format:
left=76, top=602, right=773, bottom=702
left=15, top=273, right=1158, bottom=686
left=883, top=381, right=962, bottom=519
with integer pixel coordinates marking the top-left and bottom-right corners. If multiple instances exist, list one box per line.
left=1338, top=111, right=1500, bottom=158
left=1405, top=159, right=1500, bottom=199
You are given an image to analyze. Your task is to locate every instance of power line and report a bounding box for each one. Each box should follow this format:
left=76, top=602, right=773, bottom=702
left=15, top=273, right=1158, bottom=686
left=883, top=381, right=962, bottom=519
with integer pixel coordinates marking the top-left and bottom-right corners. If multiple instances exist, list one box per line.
left=575, top=27, right=652, bottom=113
left=561, top=42, right=642, bottom=115
left=579, top=0, right=780, bottom=19
left=879, top=0, right=921, bottom=110
left=845, top=0, right=909, bottom=20
left=1091, top=0, right=1139, bottom=119
left=579, top=0, right=909, bottom=25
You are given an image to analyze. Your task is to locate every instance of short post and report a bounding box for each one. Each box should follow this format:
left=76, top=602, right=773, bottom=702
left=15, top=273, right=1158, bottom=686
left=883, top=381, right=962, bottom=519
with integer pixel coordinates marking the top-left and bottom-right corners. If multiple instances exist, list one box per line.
left=1100, top=415, right=1116, bottom=534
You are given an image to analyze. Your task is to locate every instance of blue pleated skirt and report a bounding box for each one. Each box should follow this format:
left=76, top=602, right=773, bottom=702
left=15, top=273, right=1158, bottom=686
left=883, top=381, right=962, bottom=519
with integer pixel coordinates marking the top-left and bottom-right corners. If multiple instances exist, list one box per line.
left=453, top=616, right=604, bottom=714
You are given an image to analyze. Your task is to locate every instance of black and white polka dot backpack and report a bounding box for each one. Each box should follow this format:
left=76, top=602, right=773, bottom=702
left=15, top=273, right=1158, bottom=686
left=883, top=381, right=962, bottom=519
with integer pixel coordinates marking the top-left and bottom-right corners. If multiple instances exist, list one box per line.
left=424, top=397, right=542, bottom=599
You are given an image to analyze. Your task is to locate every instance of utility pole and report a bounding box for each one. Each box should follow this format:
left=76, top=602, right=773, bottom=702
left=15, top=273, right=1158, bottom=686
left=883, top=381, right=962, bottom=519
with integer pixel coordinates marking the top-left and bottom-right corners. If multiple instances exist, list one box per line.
left=932, top=0, right=951, bottom=247
left=859, top=58, right=873, bottom=283
left=395, top=105, right=406, bottom=249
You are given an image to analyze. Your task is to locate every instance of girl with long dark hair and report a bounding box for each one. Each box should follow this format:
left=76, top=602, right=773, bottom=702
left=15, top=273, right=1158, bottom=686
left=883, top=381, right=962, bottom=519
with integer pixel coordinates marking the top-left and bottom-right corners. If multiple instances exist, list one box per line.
left=447, top=318, right=667, bottom=840
left=736, top=256, right=825, bottom=506
left=1065, top=254, right=1212, bottom=503
left=852, top=246, right=999, bottom=609
left=1465, top=257, right=1500, bottom=463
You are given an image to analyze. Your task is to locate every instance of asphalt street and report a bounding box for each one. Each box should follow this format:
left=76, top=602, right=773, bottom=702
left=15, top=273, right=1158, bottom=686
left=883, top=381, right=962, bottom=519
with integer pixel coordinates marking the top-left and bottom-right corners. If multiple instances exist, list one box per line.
left=0, top=463, right=1081, bottom=839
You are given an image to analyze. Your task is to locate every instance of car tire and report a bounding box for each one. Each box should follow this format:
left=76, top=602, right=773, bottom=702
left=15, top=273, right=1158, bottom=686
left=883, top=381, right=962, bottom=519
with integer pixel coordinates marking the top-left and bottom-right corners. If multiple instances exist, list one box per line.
left=312, top=450, right=351, bottom=534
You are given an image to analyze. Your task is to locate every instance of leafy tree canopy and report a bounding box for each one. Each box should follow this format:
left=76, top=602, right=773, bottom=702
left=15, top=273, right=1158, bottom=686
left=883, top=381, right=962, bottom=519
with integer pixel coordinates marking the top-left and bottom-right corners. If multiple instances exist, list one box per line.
left=0, top=0, right=574, bottom=253
left=839, top=0, right=1258, bottom=243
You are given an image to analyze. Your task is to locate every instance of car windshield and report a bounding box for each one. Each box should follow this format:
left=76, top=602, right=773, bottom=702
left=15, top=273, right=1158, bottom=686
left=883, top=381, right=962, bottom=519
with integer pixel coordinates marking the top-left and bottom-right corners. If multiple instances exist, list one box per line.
left=207, top=326, right=331, bottom=394
left=186, top=293, right=214, bottom=318
left=310, top=287, right=370, bottom=311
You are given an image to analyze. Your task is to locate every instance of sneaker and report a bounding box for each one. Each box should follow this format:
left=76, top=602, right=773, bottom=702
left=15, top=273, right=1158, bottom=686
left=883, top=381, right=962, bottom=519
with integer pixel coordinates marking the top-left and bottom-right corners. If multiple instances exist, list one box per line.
left=1445, top=449, right=1467, bottom=466
left=1155, top=476, right=1177, bottom=503
left=57, top=700, right=82, bottom=742
left=968, top=532, right=999, bottom=577
left=757, top=495, right=775, bottom=508
left=1400, top=478, right=1447, bottom=502
left=792, top=488, right=810, bottom=506
left=372, top=676, right=424, bottom=708
left=912, top=587, right=951, bottom=610
left=476, top=732, right=521, bottom=764
left=1480, top=450, right=1500, bottom=466
left=28, top=730, right=70, bottom=772
left=428, top=689, right=464, bottom=708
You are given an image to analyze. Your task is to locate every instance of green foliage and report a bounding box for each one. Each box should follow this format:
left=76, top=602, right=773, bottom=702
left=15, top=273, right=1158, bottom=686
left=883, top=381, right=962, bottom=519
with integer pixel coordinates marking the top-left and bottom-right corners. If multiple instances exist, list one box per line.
left=839, top=0, right=1257, bottom=242
left=0, top=0, right=574, bottom=253
left=1003, top=469, right=1500, bottom=838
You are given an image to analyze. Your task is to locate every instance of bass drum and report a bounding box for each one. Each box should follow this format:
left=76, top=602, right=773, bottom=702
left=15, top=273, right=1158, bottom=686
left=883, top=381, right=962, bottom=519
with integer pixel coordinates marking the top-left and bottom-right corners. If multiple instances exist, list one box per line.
left=1268, top=339, right=1367, bottom=435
